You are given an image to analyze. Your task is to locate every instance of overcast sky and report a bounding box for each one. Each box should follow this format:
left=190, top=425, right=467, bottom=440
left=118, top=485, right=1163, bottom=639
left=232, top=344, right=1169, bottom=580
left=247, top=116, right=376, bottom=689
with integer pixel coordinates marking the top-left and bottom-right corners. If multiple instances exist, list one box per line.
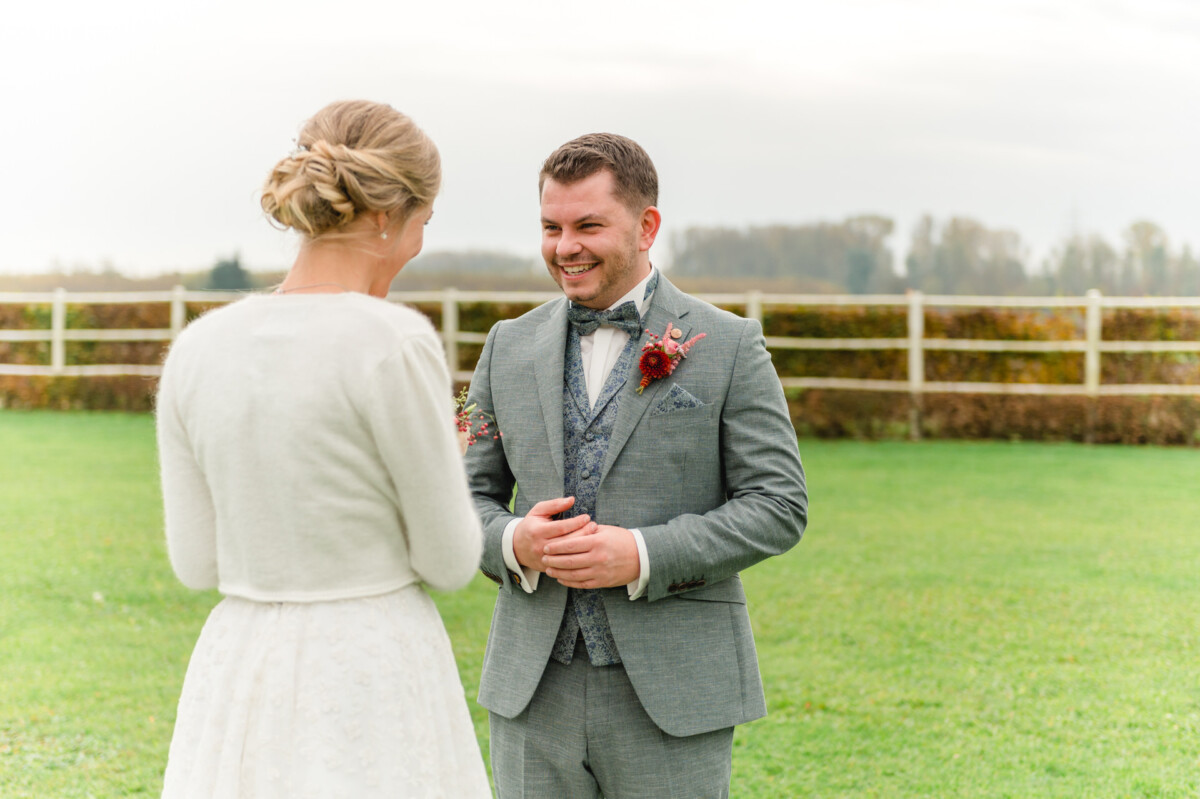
left=2, top=0, right=1197, bottom=278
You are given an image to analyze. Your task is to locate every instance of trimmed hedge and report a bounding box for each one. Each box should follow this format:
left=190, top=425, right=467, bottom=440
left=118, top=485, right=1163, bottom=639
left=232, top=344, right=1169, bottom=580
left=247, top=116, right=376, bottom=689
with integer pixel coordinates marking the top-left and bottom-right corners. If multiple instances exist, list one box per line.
left=787, top=391, right=1200, bottom=445
left=0, top=375, right=159, bottom=412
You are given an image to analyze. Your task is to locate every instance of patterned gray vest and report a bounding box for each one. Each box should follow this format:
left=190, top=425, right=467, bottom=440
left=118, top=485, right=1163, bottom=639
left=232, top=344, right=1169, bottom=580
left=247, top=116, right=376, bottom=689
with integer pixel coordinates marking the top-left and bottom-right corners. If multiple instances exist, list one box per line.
left=549, top=325, right=642, bottom=666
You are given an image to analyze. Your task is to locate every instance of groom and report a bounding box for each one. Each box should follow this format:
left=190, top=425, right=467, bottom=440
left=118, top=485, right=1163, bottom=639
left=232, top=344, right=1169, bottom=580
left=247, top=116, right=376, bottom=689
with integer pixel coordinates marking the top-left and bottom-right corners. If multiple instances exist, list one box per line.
left=464, top=133, right=807, bottom=798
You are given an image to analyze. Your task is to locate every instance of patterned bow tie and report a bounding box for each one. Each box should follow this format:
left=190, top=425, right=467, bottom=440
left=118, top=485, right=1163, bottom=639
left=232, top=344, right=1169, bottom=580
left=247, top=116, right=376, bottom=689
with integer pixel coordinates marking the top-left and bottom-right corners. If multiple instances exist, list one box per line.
left=567, top=301, right=643, bottom=337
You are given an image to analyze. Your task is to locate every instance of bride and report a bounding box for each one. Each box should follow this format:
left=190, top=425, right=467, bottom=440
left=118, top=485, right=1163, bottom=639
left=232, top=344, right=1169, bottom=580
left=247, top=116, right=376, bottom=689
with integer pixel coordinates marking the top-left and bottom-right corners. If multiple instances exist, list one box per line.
left=156, top=100, right=491, bottom=797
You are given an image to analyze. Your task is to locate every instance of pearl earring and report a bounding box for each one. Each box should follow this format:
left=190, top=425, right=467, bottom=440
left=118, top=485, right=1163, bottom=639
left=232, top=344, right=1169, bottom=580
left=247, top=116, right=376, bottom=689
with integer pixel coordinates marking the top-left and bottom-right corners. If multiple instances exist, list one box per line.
left=380, top=231, right=388, bottom=240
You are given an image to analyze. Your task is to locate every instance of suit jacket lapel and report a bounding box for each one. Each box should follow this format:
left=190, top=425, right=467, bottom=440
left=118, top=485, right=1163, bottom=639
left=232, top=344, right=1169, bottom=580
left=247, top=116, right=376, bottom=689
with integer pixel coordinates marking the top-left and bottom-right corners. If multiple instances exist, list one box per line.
left=602, top=277, right=692, bottom=478
left=534, top=300, right=569, bottom=483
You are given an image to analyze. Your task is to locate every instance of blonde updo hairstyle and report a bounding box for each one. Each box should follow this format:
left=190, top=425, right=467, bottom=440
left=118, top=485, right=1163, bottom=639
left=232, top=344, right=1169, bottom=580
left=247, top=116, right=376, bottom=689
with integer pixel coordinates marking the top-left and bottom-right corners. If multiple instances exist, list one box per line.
left=261, top=100, right=440, bottom=241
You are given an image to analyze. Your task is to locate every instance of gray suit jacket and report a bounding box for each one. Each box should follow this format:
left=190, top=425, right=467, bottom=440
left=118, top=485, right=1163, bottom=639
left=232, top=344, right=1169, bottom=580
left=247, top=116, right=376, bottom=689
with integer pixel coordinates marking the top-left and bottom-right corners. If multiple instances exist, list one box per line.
left=465, top=275, right=807, bottom=737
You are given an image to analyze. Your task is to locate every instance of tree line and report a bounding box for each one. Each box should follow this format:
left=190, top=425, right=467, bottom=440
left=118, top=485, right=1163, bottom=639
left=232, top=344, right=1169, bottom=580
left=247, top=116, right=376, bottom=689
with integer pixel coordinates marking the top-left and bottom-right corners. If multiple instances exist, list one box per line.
left=670, top=216, right=1200, bottom=296
left=7, top=218, right=1192, bottom=298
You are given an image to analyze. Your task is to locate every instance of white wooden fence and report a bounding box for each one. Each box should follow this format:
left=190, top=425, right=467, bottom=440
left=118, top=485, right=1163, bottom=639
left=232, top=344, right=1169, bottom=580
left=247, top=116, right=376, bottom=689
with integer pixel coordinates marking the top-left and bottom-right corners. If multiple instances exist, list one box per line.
left=2, top=287, right=1200, bottom=397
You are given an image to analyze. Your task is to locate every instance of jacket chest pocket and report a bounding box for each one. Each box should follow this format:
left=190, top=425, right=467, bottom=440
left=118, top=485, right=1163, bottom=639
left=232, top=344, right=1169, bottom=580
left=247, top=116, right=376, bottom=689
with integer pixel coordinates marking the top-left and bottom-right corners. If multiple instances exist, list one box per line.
left=635, top=402, right=718, bottom=466
left=644, top=400, right=715, bottom=431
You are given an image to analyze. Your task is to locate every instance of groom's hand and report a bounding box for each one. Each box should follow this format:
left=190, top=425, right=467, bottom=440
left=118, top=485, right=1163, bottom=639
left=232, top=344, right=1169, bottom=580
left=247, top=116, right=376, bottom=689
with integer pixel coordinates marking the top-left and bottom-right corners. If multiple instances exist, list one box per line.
left=512, top=497, right=596, bottom=573
left=542, top=525, right=640, bottom=589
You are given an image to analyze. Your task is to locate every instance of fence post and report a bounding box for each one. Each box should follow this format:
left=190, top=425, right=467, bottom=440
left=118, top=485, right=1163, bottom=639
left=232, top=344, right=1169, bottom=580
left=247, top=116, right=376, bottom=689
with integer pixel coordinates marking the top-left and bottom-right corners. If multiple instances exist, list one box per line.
left=746, top=289, right=763, bottom=325
left=170, top=285, right=187, bottom=339
left=441, top=287, right=459, bottom=376
left=1084, top=289, right=1102, bottom=443
left=907, top=290, right=924, bottom=441
left=51, top=287, right=67, bottom=374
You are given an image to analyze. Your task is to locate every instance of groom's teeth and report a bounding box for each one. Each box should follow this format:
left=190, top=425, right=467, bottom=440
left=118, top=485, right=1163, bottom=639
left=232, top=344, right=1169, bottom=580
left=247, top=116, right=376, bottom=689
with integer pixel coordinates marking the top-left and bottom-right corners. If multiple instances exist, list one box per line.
left=562, top=264, right=595, bottom=276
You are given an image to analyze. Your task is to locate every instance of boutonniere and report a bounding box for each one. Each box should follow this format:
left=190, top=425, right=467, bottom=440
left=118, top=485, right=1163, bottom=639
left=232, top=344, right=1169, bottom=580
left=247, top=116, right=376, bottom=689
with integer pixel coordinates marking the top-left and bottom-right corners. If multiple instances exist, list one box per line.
left=454, top=387, right=501, bottom=453
left=637, top=323, right=706, bottom=394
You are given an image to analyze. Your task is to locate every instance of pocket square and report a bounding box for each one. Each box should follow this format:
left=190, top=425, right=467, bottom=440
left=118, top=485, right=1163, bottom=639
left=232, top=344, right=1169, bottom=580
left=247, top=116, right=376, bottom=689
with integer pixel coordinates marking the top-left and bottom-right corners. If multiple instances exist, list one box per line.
left=650, top=384, right=706, bottom=416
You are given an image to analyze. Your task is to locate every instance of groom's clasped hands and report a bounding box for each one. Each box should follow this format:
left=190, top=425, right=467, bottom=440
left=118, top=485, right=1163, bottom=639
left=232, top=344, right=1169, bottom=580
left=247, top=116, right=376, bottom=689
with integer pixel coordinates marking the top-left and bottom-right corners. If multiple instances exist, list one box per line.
left=512, top=496, right=641, bottom=589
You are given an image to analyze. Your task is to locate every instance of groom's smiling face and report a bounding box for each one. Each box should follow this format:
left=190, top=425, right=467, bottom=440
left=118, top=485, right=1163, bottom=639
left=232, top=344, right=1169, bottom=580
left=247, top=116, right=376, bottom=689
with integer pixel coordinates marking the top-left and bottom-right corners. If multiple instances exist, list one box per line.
left=540, top=169, right=658, bottom=310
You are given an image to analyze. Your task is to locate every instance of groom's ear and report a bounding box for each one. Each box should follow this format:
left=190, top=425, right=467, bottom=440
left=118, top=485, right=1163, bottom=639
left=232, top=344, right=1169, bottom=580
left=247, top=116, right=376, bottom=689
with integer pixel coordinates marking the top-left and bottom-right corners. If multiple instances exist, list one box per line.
left=638, top=206, right=662, bottom=253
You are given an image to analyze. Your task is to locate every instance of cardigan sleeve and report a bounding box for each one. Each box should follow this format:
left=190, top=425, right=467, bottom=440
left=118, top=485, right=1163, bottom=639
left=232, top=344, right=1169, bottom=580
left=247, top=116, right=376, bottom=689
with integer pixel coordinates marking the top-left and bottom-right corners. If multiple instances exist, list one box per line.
left=155, top=350, right=219, bottom=591
left=462, top=322, right=521, bottom=590
left=367, top=332, right=483, bottom=592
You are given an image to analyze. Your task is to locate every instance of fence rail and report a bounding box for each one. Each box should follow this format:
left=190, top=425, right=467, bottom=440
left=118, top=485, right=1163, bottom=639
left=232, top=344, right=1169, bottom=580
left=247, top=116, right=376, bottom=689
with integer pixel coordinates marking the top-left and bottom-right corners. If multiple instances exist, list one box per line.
left=2, top=287, right=1200, bottom=400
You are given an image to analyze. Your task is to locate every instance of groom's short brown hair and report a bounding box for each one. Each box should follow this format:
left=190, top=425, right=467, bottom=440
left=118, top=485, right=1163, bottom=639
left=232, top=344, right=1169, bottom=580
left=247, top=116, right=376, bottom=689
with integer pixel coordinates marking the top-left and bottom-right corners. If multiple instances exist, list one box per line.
left=539, top=133, right=658, bottom=213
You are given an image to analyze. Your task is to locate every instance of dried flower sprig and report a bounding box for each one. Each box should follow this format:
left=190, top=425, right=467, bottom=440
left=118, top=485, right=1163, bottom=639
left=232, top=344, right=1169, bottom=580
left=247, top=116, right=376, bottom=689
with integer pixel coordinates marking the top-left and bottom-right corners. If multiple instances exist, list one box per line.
left=455, top=387, right=502, bottom=451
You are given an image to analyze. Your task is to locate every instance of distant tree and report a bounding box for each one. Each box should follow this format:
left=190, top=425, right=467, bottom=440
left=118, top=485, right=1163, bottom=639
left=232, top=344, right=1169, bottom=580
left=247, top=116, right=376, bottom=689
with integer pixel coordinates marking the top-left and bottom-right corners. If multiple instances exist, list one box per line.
left=669, top=215, right=896, bottom=292
left=904, top=215, right=935, bottom=291
left=846, top=249, right=875, bottom=294
left=1176, top=247, right=1200, bottom=296
left=208, top=254, right=251, bottom=290
left=1041, top=222, right=1200, bottom=296
left=669, top=226, right=761, bottom=279
left=1121, top=221, right=1170, bottom=294
left=1090, top=237, right=1121, bottom=293
left=977, top=229, right=1027, bottom=295
left=1045, top=234, right=1119, bottom=295
left=844, top=215, right=897, bottom=293
left=1049, top=236, right=1089, bottom=295
left=903, top=216, right=1028, bottom=294
left=408, top=250, right=537, bottom=276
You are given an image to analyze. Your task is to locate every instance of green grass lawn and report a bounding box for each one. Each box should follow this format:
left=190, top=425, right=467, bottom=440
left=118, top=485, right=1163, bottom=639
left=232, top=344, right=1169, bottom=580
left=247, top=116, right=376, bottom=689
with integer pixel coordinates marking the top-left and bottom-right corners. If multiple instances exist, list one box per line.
left=1, top=410, right=1198, bottom=797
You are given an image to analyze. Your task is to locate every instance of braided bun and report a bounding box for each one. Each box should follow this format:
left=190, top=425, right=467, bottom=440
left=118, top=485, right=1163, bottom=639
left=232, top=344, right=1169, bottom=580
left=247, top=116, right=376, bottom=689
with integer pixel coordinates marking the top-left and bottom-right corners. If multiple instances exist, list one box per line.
left=261, top=101, right=440, bottom=239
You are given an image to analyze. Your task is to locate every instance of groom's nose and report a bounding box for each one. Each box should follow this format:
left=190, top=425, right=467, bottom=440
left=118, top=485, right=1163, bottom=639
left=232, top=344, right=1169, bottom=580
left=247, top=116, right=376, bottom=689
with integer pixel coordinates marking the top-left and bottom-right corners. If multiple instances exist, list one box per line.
left=556, top=229, right=583, bottom=257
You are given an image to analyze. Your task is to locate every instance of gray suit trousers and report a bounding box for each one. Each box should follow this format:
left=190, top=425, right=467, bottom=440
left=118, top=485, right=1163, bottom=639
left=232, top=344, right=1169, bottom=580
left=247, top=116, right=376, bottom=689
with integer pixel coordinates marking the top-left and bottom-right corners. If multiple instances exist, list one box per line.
left=489, top=640, right=733, bottom=799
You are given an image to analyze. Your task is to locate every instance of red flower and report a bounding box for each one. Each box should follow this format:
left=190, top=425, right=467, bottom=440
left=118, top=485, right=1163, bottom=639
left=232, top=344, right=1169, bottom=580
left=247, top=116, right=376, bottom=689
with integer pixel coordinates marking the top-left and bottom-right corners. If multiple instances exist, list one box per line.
left=639, top=349, right=672, bottom=380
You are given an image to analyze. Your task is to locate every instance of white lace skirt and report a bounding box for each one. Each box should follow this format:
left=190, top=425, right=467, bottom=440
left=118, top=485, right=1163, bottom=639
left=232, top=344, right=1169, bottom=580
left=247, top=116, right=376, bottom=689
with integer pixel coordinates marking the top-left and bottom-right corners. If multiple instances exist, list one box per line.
left=162, top=585, right=492, bottom=798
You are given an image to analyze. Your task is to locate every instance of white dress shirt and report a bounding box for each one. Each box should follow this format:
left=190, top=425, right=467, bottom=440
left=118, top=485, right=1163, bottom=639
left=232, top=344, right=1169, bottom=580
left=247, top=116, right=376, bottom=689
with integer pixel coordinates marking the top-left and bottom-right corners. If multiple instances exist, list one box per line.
left=501, top=270, right=655, bottom=600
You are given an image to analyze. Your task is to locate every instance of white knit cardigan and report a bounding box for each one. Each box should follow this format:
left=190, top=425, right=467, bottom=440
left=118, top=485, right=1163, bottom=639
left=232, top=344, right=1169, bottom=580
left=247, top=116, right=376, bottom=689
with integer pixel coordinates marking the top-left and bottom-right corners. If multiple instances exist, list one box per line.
left=155, top=292, right=483, bottom=602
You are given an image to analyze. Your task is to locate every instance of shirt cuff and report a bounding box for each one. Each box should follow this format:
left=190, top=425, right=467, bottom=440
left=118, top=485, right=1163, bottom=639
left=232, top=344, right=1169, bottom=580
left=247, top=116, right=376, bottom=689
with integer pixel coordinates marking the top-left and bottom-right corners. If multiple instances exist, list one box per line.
left=626, top=528, right=649, bottom=600
left=502, top=517, right=540, bottom=593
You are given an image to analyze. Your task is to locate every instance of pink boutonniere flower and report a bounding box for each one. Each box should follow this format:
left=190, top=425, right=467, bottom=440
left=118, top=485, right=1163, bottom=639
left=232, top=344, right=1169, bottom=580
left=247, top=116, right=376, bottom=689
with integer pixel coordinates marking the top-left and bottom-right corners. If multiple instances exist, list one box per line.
left=637, top=323, right=706, bottom=394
